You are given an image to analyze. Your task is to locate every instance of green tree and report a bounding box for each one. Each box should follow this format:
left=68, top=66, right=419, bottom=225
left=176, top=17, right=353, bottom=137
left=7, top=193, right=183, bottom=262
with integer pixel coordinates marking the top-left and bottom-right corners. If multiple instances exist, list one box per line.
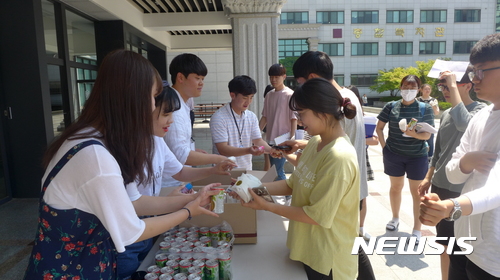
left=279, top=57, right=298, bottom=77
left=371, top=58, right=450, bottom=100
left=370, top=67, right=419, bottom=96
left=415, top=59, right=435, bottom=85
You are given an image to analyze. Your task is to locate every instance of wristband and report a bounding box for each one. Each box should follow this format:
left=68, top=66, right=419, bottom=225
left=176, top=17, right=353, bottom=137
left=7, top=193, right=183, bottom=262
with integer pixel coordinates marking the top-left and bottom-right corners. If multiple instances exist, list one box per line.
left=181, top=207, right=192, bottom=220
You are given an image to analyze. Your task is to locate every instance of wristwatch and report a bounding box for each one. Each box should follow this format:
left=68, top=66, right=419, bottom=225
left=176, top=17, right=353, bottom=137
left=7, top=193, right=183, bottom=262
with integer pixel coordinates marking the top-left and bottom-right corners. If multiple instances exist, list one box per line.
left=445, top=198, right=462, bottom=221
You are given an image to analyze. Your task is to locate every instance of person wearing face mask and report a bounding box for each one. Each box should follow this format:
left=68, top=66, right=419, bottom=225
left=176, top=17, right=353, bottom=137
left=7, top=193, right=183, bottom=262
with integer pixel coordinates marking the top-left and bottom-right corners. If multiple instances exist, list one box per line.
left=375, top=75, right=435, bottom=245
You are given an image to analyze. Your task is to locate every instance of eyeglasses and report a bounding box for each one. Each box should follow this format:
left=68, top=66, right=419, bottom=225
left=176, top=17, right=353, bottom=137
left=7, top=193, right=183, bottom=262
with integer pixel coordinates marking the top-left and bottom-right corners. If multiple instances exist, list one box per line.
left=468, top=66, right=500, bottom=81
left=437, top=84, right=448, bottom=92
left=437, top=83, right=467, bottom=92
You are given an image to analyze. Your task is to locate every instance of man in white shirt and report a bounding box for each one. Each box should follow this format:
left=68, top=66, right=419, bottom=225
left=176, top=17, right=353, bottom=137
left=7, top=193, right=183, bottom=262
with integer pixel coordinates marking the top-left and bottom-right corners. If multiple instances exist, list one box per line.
left=163, top=54, right=228, bottom=188
left=210, top=75, right=272, bottom=170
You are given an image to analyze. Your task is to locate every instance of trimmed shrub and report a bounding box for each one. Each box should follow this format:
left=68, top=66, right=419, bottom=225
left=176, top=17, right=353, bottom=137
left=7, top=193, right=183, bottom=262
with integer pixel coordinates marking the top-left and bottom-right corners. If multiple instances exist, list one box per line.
left=439, top=101, right=452, bottom=111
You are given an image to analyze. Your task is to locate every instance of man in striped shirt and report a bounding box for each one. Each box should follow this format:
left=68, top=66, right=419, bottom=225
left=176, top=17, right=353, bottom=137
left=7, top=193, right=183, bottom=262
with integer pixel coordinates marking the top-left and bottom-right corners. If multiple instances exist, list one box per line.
left=210, top=75, right=272, bottom=170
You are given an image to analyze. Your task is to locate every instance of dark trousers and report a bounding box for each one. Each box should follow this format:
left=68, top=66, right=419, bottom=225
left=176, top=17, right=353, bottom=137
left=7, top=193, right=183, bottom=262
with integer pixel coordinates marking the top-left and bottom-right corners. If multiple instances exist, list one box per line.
left=302, top=248, right=375, bottom=280
left=303, top=264, right=332, bottom=280
left=448, top=243, right=500, bottom=280
left=358, top=247, right=376, bottom=280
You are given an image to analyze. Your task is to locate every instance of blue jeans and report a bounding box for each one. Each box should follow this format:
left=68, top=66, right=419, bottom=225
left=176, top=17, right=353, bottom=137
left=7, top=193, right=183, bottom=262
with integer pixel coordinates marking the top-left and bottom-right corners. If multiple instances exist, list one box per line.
left=117, top=238, right=153, bottom=280
left=269, top=156, right=286, bottom=181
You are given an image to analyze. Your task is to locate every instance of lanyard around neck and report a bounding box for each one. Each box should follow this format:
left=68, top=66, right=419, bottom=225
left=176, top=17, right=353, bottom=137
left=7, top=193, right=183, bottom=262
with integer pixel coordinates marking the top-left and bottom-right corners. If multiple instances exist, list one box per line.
left=229, top=103, right=244, bottom=147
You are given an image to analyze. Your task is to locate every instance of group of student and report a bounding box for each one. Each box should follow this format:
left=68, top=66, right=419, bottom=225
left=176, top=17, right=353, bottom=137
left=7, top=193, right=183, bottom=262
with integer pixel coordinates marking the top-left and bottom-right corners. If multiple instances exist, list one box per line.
left=22, top=32, right=500, bottom=280
left=214, top=51, right=374, bottom=280
left=374, top=33, right=500, bottom=280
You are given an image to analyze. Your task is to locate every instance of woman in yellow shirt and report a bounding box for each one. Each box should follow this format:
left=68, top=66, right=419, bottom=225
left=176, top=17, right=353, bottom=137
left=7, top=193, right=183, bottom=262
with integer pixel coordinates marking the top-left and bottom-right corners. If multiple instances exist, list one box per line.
left=240, top=78, right=360, bottom=279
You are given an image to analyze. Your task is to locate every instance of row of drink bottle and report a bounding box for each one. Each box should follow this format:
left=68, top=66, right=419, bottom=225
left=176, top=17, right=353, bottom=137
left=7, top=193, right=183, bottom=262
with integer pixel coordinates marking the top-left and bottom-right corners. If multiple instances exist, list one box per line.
left=143, top=225, right=234, bottom=280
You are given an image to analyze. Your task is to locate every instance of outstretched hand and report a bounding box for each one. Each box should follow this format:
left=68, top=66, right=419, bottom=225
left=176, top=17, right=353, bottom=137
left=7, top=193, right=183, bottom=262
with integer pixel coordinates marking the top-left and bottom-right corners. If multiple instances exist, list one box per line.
left=419, top=193, right=448, bottom=226
left=183, top=183, right=223, bottom=218
left=279, top=140, right=307, bottom=154
left=249, top=145, right=266, bottom=156
left=214, top=160, right=237, bottom=175
left=240, top=187, right=271, bottom=211
left=269, top=149, right=283, bottom=158
left=167, top=185, right=192, bottom=196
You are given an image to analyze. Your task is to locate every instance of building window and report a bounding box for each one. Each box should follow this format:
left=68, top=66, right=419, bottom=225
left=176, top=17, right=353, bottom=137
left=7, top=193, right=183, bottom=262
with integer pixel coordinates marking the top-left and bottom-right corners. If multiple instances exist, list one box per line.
left=352, top=11, right=379, bottom=24
left=334, top=75, right=345, bottom=87
left=386, top=42, right=413, bottom=55
left=280, top=12, right=309, bottom=24
left=497, top=0, right=500, bottom=32
left=317, top=11, right=344, bottom=24
left=453, top=41, right=477, bottom=54
left=279, top=39, right=309, bottom=60
left=318, top=43, right=344, bottom=56
left=42, top=0, right=58, bottom=59
left=387, top=10, right=413, bottom=23
left=455, top=9, right=480, bottom=22
left=420, top=10, right=447, bottom=23
left=66, top=10, right=96, bottom=62
left=351, top=74, right=378, bottom=87
left=351, top=43, right=378, bottom=56
left=419, top=41, right=446, bottom=54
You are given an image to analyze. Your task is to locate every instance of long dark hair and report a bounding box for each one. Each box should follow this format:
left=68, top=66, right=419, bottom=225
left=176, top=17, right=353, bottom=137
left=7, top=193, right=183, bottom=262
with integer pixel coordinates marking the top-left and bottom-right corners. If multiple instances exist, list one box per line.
left=43, top=49, right=162, bottom=185
left=289, top=78, right=356, bottom=123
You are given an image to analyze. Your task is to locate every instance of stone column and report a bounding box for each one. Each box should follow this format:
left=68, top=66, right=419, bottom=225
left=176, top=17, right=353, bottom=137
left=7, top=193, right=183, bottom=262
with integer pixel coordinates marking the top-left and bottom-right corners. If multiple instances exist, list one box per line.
left=307, top=37, right=320, bottom=51
left=223, top=0, right=286, bottom=115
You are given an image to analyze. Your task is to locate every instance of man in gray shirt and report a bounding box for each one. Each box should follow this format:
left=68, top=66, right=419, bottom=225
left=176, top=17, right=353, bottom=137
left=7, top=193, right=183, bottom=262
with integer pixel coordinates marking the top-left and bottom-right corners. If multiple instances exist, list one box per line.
left=418, top=65, right=485, bottom=280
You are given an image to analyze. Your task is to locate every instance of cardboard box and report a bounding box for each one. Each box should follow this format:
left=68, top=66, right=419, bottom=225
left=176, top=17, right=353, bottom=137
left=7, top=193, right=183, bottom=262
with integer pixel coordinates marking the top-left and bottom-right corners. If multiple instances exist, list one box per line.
left=160, top=167, right=277, bottom=244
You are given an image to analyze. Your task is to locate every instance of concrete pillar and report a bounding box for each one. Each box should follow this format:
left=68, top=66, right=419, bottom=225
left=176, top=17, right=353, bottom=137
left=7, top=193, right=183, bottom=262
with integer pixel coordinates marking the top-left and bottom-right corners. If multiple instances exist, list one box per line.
left=307, top=37, right=320, bottom=51
left=223, top=0, right=286, bottom=115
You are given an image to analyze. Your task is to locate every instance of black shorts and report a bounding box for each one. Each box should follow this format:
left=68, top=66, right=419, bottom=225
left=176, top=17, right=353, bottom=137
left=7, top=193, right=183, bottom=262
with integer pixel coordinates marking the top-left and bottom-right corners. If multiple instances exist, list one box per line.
left=383, top=146, right=428, bottom=180
left=431, top=184, right=461, bottom=245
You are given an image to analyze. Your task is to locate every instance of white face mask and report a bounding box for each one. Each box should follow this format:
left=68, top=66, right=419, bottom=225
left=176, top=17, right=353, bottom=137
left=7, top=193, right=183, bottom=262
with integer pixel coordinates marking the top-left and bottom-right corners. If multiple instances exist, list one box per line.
left=401, top=89, right=418, bottom=102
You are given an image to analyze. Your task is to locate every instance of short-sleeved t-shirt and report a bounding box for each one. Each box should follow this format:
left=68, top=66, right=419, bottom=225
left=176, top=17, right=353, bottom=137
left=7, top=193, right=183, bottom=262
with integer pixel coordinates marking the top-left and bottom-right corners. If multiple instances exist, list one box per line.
left=286, top=135, right=359, bottom=278
left=377, top=100, right=434, bottom=157
left=261, top=87, right=297, bottom=143
left=134, top=136, right=183, bottom=195
left=43, top=131, right=145, bottom=253
left=127, top=137, right=183, bottom=199
left=209, top=103, right=262, bottom=170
